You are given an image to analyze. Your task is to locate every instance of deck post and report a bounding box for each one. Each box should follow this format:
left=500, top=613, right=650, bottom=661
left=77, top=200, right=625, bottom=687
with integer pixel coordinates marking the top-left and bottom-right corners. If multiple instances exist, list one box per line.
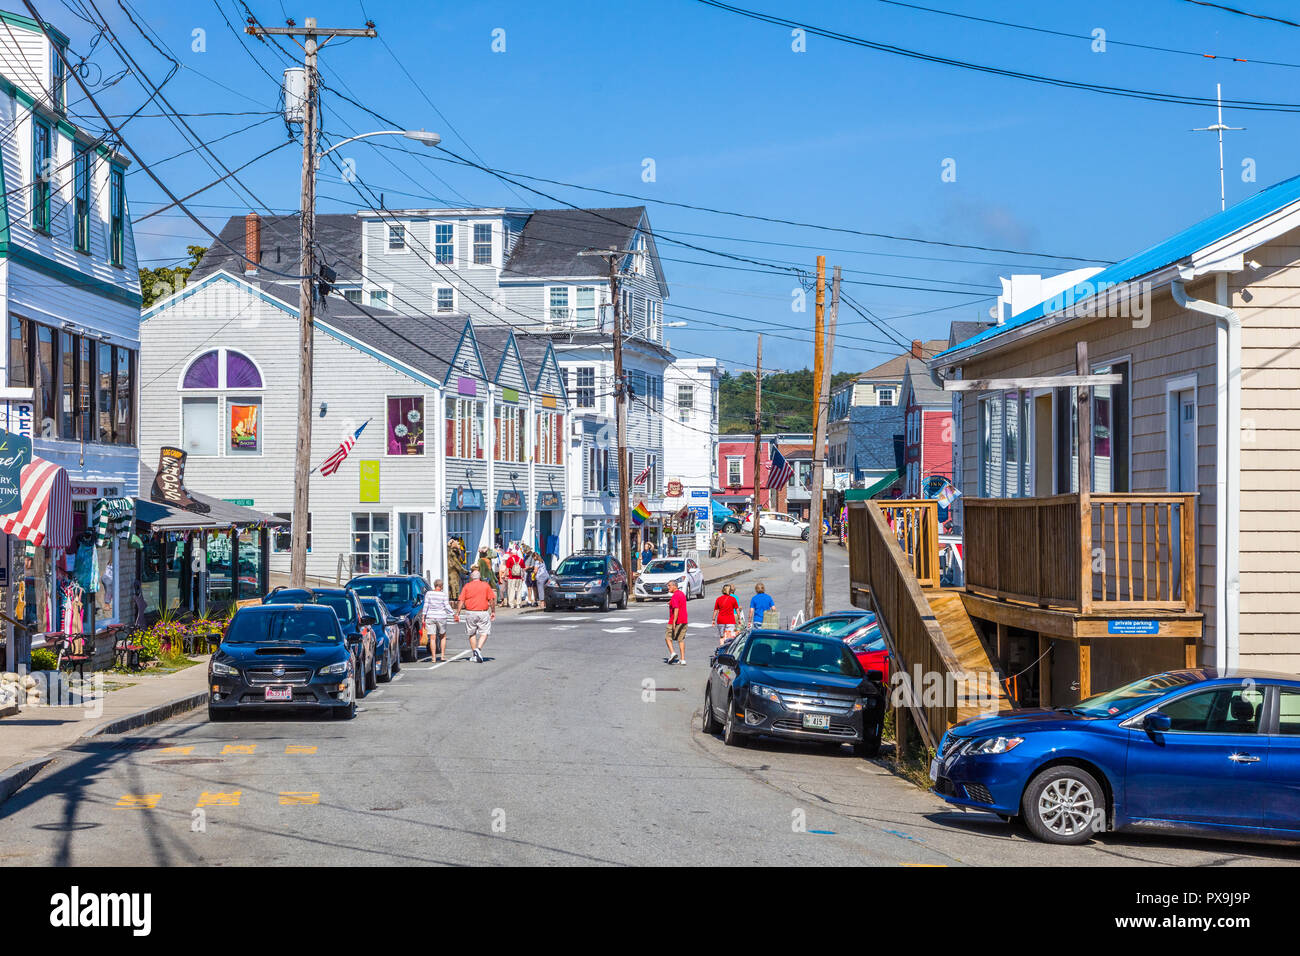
left=1076, top=343, right=1093, bottom=615
left=1078, top=638, right=1091, bottom=702
left=1181, top=493, right=1197, bottom=613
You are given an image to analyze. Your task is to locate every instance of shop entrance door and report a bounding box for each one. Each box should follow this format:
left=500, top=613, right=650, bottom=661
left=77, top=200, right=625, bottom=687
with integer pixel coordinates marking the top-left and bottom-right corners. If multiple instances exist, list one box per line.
left=398, top=513, right=423, bottom=575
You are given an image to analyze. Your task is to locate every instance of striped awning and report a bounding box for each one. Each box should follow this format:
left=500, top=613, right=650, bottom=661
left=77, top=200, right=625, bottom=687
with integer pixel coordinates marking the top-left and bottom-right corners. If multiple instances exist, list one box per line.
left=0, top=457, right=72, bottom=548
left=94, top=496, right=135, bottom=545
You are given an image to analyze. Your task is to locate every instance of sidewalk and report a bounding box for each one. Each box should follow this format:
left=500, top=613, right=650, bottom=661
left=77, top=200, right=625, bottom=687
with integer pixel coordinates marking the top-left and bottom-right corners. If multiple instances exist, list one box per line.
left=0, top=658, right=210, bottom=801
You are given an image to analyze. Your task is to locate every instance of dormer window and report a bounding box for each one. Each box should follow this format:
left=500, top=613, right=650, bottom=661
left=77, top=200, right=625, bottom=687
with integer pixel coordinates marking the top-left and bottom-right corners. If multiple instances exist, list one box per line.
left=51, top=46, right=66, bottom=113
left=387, top=223, right=406, bottom=251
left=472, top=222, right=493, bottom=265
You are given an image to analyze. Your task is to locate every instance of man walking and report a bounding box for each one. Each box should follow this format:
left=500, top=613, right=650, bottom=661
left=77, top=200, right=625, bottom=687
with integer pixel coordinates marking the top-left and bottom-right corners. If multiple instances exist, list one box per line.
left=749, top=581, right=776, bottom=629
left=505, top=546, right=525, bottom=608
left=454, top=569, right=496, bottom=663
left=664, top=578, right=688, bottom=666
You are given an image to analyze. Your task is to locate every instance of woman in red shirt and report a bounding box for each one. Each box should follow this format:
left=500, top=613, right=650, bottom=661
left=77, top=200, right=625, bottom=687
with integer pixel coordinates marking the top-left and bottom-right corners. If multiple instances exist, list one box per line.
left=712, top=584, right=741, bottom=644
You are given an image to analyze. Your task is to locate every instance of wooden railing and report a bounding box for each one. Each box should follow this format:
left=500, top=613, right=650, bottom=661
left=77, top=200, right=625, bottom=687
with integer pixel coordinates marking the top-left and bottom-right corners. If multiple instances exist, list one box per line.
left=848, top=500, right=957, bottom=749
left=877, top=499, right=941, bottom=588
left=963, top=493, right=1198, bottom=613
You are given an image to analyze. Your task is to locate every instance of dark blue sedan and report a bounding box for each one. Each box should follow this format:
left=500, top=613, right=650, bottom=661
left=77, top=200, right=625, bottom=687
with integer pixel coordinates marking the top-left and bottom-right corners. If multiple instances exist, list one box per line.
left=932, top=669, right=1300, bottom=845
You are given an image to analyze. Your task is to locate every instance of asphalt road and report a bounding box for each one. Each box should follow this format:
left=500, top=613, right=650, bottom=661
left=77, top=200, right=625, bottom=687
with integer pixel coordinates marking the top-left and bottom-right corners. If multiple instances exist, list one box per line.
left=1, top=536, right=1295, bottom=866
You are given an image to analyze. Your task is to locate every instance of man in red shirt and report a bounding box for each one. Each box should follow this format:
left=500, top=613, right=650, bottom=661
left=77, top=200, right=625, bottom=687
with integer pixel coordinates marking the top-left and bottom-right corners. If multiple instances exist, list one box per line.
left=664, top=579, right=688, bottom=665
left=712, top=583, right=740, bottom=644
left=454, top=569, right=497, bottom=663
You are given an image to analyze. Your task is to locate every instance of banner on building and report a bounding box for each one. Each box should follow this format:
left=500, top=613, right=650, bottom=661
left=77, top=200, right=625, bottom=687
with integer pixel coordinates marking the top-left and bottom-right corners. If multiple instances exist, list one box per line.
left=229, top=403, right=259, bottom=451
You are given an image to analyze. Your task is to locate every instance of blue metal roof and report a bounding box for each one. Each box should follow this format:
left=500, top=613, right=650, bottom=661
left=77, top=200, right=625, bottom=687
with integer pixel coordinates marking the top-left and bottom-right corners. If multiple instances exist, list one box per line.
left=939, top=172, right=1300, bottom=359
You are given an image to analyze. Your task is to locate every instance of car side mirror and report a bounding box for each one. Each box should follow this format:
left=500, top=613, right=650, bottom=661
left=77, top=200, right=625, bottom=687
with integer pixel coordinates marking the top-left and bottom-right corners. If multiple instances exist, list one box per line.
left=1144, top=711, right=1171, bottom=733
left=715, top=653, right=737, bottom=667
left=866, top=669, right=884, bottom=684
left=361, top=615, right=377, bottom=626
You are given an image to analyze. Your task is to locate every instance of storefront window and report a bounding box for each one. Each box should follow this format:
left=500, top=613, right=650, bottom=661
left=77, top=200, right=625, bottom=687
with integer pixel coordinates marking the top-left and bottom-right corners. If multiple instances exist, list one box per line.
left=140, top=536, right=163, bottom=614
left=351, top=512, right=390, bottom=573
left=207, top=532, right=233, bottom=604
left=387, top=396, right=425, bottom=455
left=238, top=528, right=261, bottom=600
left=97, top=341, right=113, bottom=443
left=79, top=338, right=92, bottom=443
left=59, top=331, right=75, bottom=439
left=114, top=346, right=134, bottom=446
left=444, top=397, right=485, bottom=459
left=8, top=315, right=28, bottom=389
left=35, top=325, right=54, bottom=430
left=165, top=538, right=185, bottom=611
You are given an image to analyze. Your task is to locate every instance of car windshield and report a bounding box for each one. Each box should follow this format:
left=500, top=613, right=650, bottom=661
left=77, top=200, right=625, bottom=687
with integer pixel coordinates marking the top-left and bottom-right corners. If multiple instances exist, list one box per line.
left=1071, top=672, right=1201, bottom=717
left=349, top=579, right=414, bottom=603
left=799, top=615, right=864, bottom=636
left=848, top=628, right=886, bottom=653
left=646, top=560, right=685, bottom=574
left=742, top=635, right=863, bottom=677
left=315, top=594, right=356, bottom=625
left=558, top=557, right=605, bottom=576
left=226, top=609, right=341, bottom=644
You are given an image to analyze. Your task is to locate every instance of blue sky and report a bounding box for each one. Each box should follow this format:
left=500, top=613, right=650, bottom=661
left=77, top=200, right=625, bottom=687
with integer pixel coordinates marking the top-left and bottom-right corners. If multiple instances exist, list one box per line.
left=61, top=0, right=1300, bottom=372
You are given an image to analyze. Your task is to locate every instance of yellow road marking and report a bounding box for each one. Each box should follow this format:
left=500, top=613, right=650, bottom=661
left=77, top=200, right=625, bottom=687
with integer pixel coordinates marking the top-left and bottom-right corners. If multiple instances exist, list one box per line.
left=196, top=791, right=242, bottom=808
left=221, top=743, right=256, bottom=755
left=115, top=794, right=161, bottom=809
left=285, top=745, right=317, bottom=755
left=278, top=792, right=320, bottom=805
left=158, top=745, right=194, bottom=755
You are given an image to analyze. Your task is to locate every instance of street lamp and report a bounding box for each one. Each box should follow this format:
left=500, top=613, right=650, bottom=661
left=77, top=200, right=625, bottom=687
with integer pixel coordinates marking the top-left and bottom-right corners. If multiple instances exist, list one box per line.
left=319, top=128, right=441, bottom=159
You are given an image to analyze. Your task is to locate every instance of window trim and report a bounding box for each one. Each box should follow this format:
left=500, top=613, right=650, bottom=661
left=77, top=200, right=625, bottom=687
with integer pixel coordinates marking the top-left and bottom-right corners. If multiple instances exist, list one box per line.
left=432, top=283, right=457, bottom=313
left=431, top=220, right=456, bottom=268
left=109, top=164, right=125, bottom=266
left=386, top=222, right=408, bottom=253
left=471, top=221, right=494, bottom=267
left=73, top=146, right=90, bottom=253
left=31, top=117, right=52, bottom=234
left=385, top=394, right=426, bottom=457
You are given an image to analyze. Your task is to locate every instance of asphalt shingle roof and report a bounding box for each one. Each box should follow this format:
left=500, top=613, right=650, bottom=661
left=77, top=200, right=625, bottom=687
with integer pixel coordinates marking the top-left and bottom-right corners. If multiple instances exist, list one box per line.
left=503, top=207, right=645, bottom=278
left=903, top=358, right=948, bottom=406
left=191, top=213, right=362, bottom=284
left=847, top=405, right=905, bottom=472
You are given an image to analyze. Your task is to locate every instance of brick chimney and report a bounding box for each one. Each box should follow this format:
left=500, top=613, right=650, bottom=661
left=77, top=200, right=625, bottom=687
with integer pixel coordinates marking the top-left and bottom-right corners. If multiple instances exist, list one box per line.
left=244, top=213, right=261, bottom=274
left=911, top=338, right=923, bottom=358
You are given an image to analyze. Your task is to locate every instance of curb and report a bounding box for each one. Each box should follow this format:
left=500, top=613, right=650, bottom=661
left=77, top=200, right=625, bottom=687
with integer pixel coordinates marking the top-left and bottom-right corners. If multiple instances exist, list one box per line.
left=0, top=756, right=55, bottom=805
left=79, top=691, right=209, bottom=740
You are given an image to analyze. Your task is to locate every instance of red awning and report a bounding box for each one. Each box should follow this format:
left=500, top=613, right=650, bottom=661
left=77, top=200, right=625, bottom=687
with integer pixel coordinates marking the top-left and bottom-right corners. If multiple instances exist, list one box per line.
left=0, top=457, right=72, bottom=548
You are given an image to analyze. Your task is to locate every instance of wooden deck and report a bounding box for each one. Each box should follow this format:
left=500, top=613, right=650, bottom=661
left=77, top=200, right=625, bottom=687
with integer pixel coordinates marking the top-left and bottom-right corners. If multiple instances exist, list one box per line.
left=928, top=589, right=1013, bottom=722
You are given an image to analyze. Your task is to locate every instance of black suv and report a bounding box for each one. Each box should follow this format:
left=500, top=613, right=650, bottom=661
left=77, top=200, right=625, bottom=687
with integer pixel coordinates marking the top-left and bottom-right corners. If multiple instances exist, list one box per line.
left=345, top=574, right=429, bottom=662
left=544, top=552, right=629, bottom=612
left=263, top=587, right=377, bottom=698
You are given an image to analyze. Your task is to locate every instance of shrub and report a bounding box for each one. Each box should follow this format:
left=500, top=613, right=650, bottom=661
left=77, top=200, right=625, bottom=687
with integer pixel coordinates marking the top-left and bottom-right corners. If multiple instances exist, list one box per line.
left=30, top=647, right=57, bottom=671
left=138, top=629, right=163, bottom=663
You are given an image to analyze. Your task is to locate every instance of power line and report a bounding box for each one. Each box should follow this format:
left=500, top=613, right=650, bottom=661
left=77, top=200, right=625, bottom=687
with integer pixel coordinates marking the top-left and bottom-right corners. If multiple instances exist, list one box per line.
left=1180, top=0, right=1300, bottom=29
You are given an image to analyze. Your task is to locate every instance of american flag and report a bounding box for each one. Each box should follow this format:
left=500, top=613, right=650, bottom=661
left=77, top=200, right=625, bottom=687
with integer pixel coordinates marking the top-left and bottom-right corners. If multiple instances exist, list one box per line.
left=316, top=421, right=369, bottom=476
left=635, top=462, right=651, bottom=484
left=765, top=439, right=794, bottom=489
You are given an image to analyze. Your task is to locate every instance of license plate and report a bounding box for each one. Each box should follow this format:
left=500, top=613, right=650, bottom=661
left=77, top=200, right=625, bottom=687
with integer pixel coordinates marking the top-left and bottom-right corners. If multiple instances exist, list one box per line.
left=929, top=758, right=939, bottom=781
left=802, top=713, right=830, bottom=730
left=564, top=592, right=577, bottom=600
left=264, top=685, right=292, bottom=702
left=652, top=587, right=665, bottom=593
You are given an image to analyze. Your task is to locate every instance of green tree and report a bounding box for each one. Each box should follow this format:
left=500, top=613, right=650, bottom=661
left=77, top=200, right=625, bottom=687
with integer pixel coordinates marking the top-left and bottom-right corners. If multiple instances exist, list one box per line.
left=718, top=368, right=858, bottom=433
left=139, top=245, right=206, bottom=308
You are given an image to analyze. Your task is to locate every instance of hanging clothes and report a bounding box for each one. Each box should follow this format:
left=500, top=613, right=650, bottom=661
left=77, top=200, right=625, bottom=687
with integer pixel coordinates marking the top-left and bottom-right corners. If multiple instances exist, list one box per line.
left=62, top=582, right=84, bottom=635
left=74, top=535, right=99, bottom=593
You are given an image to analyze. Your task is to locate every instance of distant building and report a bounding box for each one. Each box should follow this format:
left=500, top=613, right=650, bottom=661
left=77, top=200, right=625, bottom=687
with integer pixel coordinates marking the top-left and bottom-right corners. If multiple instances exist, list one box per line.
left=900, top=358, right=953, bottom=498
left=714, top=433, right=813, bottom=515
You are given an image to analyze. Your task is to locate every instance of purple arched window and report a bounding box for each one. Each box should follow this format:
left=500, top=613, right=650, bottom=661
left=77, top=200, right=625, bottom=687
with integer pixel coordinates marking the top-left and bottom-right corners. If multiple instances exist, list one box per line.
left=225, top=351, right=262, bottom=388
left=182, top=350, right=219, bottom=389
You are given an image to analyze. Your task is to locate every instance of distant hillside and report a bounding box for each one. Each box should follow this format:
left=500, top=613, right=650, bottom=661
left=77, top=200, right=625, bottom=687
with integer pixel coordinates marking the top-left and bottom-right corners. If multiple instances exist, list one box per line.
left=718, top=369, right=858, bottom=434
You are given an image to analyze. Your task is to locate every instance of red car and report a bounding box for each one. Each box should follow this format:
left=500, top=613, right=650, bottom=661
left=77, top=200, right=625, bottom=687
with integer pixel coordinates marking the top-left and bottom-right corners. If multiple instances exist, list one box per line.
left=797, top=612, right=890, bottom=684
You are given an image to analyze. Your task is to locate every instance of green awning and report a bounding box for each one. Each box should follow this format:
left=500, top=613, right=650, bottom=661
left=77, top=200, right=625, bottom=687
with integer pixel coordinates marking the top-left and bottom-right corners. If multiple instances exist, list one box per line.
left=846, top=468, right=903, bottom=500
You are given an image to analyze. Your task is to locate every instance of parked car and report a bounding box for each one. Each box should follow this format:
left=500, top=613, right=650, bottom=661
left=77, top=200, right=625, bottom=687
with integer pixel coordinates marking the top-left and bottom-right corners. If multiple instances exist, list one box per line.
left=702, top=628, right=885, bottom=757
left=208, top=604, right=356, bottom=720
left=634, top=555, right=704, bottom=601
left=931, top=668, right=1300, bottom=846
left=346, top=574, right=428, bottom=662
left=741, top=510, right=811, bottom=540
left=263, top=587, right=376, bottom=698
left=797, top=611, right=888, bottom=682
left=544, top=552, right=629, bottom=611
left=712, top=499, right=742, bottom=533
left=358, top=596, right=401, bottom=683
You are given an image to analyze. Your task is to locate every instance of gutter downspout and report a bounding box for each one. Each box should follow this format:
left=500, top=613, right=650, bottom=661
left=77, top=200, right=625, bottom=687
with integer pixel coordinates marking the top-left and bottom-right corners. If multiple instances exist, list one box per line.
left=1171, top=274, right=1240, bottom=672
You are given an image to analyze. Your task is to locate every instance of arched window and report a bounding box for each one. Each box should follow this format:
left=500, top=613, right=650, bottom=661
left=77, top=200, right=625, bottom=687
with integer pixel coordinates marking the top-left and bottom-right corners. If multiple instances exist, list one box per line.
left=178, top=348, right=264, bottom=457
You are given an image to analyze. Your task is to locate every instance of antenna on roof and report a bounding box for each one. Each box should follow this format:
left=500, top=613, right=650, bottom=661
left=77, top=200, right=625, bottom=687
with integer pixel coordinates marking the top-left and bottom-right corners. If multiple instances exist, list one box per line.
left=1191, top=83, right=1245, bottom=212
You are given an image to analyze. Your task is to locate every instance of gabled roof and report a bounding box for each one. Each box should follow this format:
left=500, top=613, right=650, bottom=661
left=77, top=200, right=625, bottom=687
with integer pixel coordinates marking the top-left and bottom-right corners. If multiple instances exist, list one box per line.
left=503, top=207, right=666, bottom=296
left=901, top=358, right=947, bottom=407
left=513, top=332, right=570, bottom=401
left=853, top=342, right=948, bottom=382
left=191, top=214, right=363, bottom=285
left=847, top=405, right=906, bottom=472
left=940, top=172, right=1300, bottom=360
left=948, top=320, right=992, bottom=348
left=474, top=326, right=531, bottom=393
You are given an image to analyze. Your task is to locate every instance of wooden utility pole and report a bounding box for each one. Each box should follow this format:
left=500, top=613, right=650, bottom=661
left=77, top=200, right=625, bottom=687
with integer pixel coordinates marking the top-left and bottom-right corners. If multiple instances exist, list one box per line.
left=609, top=253, right=633, bottom=582
left=246, top=16, right=376, bottom=587
left=806, top=262, right=839, bottom=618
left=751, top=334, right=763, bottom=561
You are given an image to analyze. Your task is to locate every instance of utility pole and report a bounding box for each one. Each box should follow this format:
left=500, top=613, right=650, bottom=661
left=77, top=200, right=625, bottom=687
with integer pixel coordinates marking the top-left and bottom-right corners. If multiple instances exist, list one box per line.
left=752, top=334, right=762, bottom=561
left=578, top=247, right=639, bottom=581
left=246, top=16, right=377, bottom=586
left=806, top=261, right=838, bottom=618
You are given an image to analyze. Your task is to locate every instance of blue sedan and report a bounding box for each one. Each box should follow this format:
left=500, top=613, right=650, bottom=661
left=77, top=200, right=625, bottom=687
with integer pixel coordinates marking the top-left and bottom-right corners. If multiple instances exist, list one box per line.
left=932, top=669, right=1300, bottom=845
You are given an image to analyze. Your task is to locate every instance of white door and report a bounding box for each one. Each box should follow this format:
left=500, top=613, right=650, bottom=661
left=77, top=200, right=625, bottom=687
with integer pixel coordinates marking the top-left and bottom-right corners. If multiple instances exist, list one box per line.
left=1176, top=391, right=1196, bottom=493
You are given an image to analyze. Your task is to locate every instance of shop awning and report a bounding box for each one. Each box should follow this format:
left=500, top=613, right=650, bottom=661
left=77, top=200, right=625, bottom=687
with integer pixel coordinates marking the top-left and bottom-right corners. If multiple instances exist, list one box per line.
left=136, top=466, right=285, bottom=531
left=496, top=490, right=526, bottom=511
left=848, top=468, right=903, bottom=500
left=0, top=457, right=72, bottom=548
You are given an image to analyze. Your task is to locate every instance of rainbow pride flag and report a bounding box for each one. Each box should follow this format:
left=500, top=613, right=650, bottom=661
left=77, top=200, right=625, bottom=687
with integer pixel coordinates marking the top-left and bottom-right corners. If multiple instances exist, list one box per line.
left=631, top=501, right=652, bottom=525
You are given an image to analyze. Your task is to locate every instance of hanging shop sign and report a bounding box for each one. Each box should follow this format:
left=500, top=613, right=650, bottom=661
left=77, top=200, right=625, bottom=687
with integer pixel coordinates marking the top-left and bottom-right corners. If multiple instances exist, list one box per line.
left=450, top=487, right=485, bottom=510
left=496, top=490, right=525, bottom=511
left=537, top=491, right=562, bottom=510
left=359, top=461, right=380, bottom=503
left=1, top=400, right=33, bottom=439
left=665, top=480, right=683, bottom=498
left=151, top=446, right=211, bottom=514
left=0, top=428, right=32, bottom=515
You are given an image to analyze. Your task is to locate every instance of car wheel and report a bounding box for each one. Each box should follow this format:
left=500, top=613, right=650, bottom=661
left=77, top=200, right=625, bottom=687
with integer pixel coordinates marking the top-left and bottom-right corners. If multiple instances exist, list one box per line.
left=723, top=522, right=739, bottom=533
left=333, top=700, right=356, bottom=720
left=854, top=728, right=882, bottom=758
left=378, top=647, right=392, bottom=683
left=598, top=589, right=610, bottom=612
left=354, top=660, right=366, bottom=700
left=702, top=686, right=721, bottom=735
left=801, top=528, right=810, bottom=541
left=722, top=697, right=747, bottom=747
left=208, top=706, right=229, bottom=722
left=617, top=587, right=628, bottom=609
left=366, top=654, right=378, bottom=691
left=544, top=600, right=556, bottom=612
left=1021, top=766, right=1104, bottom=845
left=757, top=526, right=765, bottom=536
